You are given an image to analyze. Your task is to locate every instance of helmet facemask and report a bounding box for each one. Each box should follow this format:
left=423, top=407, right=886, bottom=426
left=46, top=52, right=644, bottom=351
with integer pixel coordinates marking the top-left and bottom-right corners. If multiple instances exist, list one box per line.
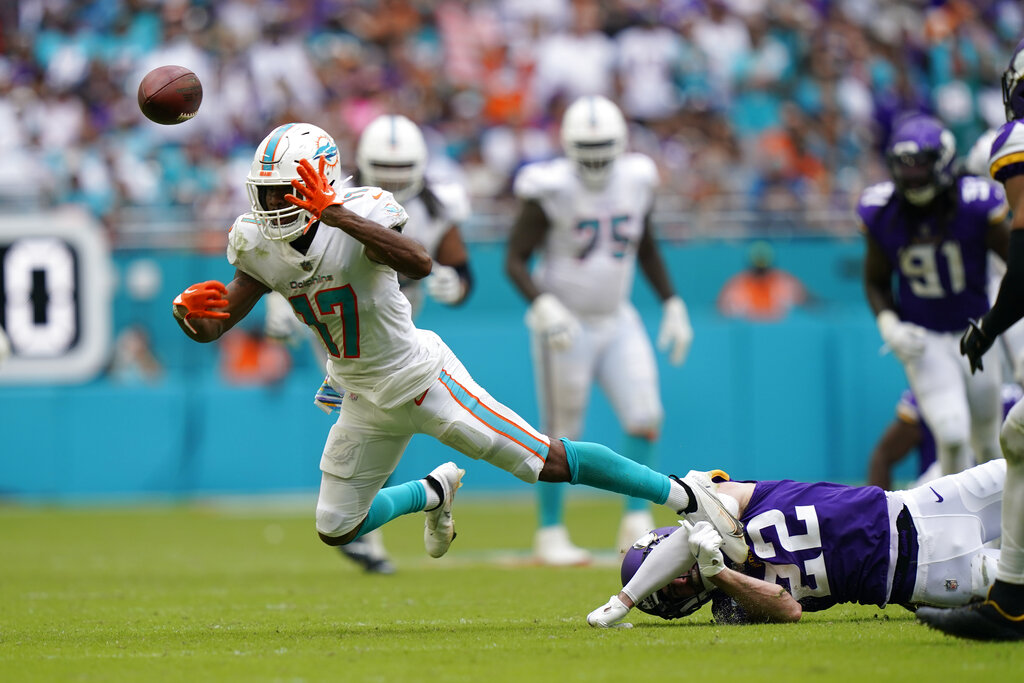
left=246, top=123, right=342, bottom=241
left=885, top=117, right=956, bottom=207
left=620, top=526, right=714, bottom=620
left=561, top=95, right=628, bottom=190
left=1003, top=38, right=1024, bottom=122
left=357, top=115, right=427, bottom=203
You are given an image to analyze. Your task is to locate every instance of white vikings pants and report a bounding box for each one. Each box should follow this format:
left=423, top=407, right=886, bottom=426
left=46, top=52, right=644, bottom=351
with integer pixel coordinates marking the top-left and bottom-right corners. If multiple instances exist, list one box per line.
left=530, top=302, right=663, bottom=439
left=315, top=337, right=549, bottom=537
left=893, top=459, right=1005, bottom=606
left=902, top=329, right=1003, bottom=475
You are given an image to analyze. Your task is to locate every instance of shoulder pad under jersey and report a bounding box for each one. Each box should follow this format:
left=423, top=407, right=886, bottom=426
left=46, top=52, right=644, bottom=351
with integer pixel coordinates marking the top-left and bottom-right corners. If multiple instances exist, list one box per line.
left=429, top=181, right=471, bottom=224
left=989, top=120, right=1024, bottom=184
left=617, top=152, right=660, bottom=189
left=226, top=213, right=263, bottom=265
left=339, top=186, right=409, bottom=230
left=513, top=158, right=574, bottom=200
left=955, top=175, right=1008, bottom=222
left=856, top=182, right=895, bottom=230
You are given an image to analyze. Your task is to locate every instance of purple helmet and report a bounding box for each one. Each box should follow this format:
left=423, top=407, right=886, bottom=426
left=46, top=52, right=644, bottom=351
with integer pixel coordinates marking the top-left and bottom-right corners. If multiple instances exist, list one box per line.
left=620, top=526, right=714, bottom=620
left=1003, top=38, right=1024, bottom=122
left=885, top=115, right=957, bottom=206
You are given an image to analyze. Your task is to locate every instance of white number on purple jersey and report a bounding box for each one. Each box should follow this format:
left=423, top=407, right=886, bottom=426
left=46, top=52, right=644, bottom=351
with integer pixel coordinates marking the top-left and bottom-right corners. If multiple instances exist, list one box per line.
left=899, top=241, right=966, bottom=298
left=746, top=505, right=833, bottom=601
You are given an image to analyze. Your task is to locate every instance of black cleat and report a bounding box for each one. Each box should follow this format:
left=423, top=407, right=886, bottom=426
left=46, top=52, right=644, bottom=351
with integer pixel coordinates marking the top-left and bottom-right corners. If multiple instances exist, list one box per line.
left=338, top=537, right=396, bottom=575
left=917, top=600, right=1024, bottom=642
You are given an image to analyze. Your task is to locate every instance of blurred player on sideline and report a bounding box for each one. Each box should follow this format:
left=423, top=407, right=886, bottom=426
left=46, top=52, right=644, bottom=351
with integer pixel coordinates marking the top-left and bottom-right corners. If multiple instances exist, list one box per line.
left=506, top=95, right=693, bottom=565
left=918, top=38, right=1024, bottom=641
left=262, top=115, right=474, bottom=574
left=171, top=122, right=740, bottom=579
left=0, top=325, right=10, bottom=366
left=587, top=460, right=1007, bottom=627
left=868, top=384, right=1023, bottom=490
left=861, top=114, right=1010, bottom=477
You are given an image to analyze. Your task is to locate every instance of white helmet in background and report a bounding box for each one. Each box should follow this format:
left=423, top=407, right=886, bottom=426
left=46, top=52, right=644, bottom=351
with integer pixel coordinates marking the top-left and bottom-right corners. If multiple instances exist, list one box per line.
left=246, top=122, right=342, bottom=241
left=357, top=114, right=427, bottom=202
left=561, top=95, right=627, bottom=189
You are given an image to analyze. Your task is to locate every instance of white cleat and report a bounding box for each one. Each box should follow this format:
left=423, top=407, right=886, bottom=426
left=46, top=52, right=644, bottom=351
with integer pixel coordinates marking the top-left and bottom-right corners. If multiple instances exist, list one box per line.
left=674, top=469, right=749, bottom=563
left=424, top=462, right=465, bottom=558
left=616, top=510, right=657, bottom=555
left=587, top=595, right=633, bottom=628
left=534, top=525, right=592, bottom=566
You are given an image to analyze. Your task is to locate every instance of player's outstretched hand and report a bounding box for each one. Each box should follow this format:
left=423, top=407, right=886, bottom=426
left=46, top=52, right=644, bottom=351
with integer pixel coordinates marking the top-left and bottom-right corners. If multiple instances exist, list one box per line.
left=658, top=296, right=693, bottom=366
left=285, top=157, right=340, bottom=227
left=960, top=319, right=994, bottom=374
left=686, top=520, right=725, bottom=578
left=586, top=595, right=633, bottom=629
left=525, top=293, right=580, bottom=351
left=426, top=264, right=465, bottom=304
left=173, top=280, right=229, bottom=334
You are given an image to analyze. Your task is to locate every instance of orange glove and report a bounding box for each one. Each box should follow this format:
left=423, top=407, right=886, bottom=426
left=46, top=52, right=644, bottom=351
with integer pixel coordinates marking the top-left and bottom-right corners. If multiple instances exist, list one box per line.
left=285, top=157, right=340, bottom=231
left=173, top=280, right=229, bottom=333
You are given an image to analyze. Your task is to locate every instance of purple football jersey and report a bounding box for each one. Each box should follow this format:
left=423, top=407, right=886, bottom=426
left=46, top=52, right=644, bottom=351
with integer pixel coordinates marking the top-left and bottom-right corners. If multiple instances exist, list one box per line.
left=735, top=480, right=892, bottom=610
left=858, top=176, right=1007, bottom=331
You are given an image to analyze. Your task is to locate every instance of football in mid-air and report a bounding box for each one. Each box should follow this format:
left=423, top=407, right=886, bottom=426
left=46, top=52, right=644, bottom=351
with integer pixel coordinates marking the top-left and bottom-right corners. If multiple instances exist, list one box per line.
left=137, top=65, right=202, bottom=125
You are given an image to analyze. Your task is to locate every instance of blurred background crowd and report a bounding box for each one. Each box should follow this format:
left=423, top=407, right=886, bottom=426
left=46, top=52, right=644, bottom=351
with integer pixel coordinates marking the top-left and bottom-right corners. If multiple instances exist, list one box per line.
left=0, top=0, right=1020, bottom=248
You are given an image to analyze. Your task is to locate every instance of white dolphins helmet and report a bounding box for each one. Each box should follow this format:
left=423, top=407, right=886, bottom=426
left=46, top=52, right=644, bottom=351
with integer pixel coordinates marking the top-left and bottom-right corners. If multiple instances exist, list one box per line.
left=356, top=114, right=427, bottom=202
left=561, top=95, right=627, bottom=188
left=246, top=122, right=342, bottom=241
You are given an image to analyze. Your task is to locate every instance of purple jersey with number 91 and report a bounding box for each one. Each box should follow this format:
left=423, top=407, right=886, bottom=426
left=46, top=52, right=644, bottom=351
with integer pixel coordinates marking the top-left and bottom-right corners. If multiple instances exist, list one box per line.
left=735, top=480, right=892, bottom=611
left=858, top=176, right=1008, bottom=332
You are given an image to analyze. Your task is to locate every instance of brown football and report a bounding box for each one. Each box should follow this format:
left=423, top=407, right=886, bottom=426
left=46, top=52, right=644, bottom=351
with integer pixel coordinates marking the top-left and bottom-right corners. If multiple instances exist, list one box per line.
left=137, top=65, right=202, bottom=125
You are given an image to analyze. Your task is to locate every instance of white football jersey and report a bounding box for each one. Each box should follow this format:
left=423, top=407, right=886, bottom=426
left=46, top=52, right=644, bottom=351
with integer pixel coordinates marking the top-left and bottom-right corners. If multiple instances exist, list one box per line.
left=399, top=182, right=471, bottom=316
left=513, top=153, right=658, bottom=317
left=228, top=187, right=443, bottom=409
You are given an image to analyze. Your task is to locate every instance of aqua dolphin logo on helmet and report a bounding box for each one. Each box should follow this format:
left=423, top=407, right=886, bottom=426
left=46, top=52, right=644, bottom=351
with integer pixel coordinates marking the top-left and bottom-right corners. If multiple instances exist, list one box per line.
left=246, top=123, right=344, bottom=241
left=314, top=138, right=339, bottom=166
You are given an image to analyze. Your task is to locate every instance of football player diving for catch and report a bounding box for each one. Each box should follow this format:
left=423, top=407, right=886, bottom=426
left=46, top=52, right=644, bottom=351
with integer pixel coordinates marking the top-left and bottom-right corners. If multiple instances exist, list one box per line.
left=917, top=37, right=1024, bottom=641
left=264, top=115, right=476, bottom=574
left=586, top=460, right=1006, bottom=627
left=861, top=115, right=1011, bottom=479
left=506, top=95, right=694, bottom=565
left=170, top=122, right=742, bottom=576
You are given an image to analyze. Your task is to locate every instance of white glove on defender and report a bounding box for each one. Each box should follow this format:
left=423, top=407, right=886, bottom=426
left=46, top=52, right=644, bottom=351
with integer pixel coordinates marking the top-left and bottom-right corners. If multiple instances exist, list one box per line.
left=586, top=595, right=633, bottom=629
left=525, top=293, right=580, bottom=351
left=426, top=264, right=465, bottom=304
left=686, top=520, right=726, bottom=578
left=877, top=310, right=926, bottom=363
left=657, top=296, right=693, bottom=366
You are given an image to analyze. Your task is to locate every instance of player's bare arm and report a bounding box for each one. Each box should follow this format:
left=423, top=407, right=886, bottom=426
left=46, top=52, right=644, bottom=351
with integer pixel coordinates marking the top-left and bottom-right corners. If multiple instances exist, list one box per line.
left=173, top=269, right=269, bottom=343
left=863, top=233, right=896, bottom=316
left=321, top=203, right=432, bottom=279
left=986, top=212, right=1012, bottom=261
left=1008, top=174, right=1024, bottom=227
left=429, top=224, right=472, bottom=305
left=636, top=212, right=676, bottom=301
left=436, top=225, right=470, bottom=270
left=867, top=418, right=922, bottom=490
left=287, top=157, right=432, bottom=280
left=706, top=567, right=803, bottom=623
left=504, top=198, right=550, bottom=301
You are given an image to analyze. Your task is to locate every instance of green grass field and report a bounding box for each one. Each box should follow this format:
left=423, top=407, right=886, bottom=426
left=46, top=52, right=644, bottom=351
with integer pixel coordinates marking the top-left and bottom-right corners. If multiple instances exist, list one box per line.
left=2, top=494, right=1021, bottom=682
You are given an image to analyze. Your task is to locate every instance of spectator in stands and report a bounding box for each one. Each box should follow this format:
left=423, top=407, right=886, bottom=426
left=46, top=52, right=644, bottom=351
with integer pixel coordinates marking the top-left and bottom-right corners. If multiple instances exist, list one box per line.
left=716, top=241, right=810, bottom=321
